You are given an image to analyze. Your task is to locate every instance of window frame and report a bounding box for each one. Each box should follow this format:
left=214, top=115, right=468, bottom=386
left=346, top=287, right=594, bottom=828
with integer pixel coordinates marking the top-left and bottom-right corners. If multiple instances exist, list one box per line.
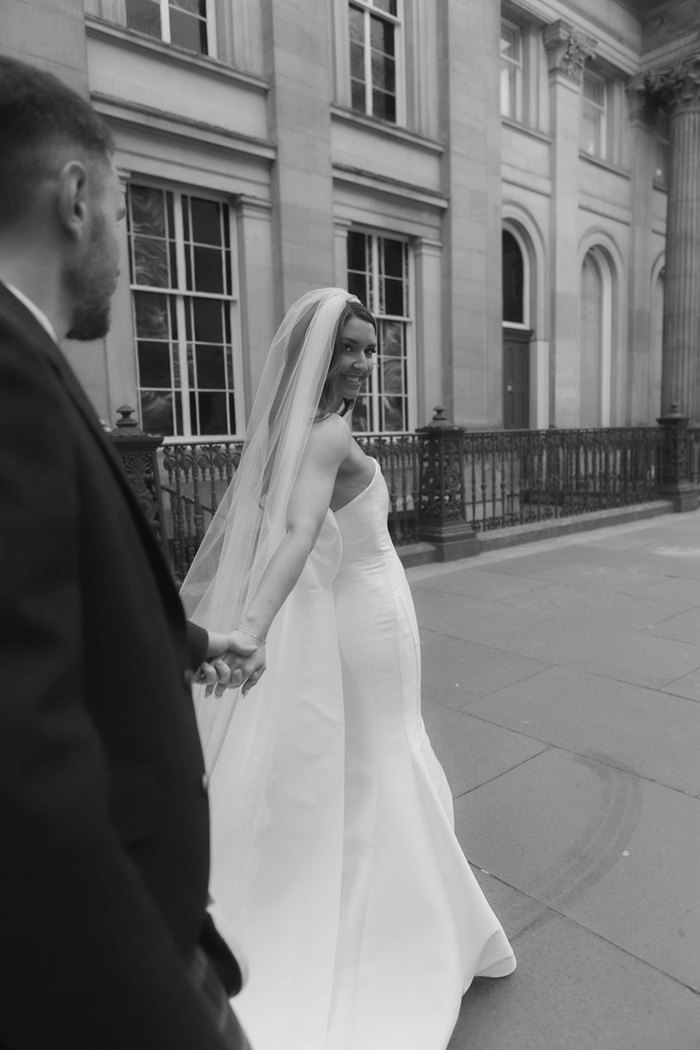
left=348, top=0, right=405, bottom=126
left=500, top=19, right=523, bottom=123
left=124, top=0, right=218, bottom=59
left=127, top=180, right=244, bottom=440
left=346, top=227, right=415, bottom=433
left=580, top=68, right=608, bottom=160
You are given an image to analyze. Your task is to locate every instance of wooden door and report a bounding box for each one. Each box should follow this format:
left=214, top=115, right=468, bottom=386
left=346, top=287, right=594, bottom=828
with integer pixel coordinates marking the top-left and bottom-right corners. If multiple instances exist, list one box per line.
left=503, top=328, right=531, bottom=429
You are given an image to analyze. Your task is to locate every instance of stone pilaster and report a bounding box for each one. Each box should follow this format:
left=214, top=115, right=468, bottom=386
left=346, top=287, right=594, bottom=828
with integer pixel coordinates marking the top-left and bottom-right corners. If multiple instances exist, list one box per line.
left=236, top=196, right=275, bottom=399
left=542, top=21, right=597, bottom=427
left=645, top=55, right=700, bottom=420
left=625, top=74, right=661, bottom=423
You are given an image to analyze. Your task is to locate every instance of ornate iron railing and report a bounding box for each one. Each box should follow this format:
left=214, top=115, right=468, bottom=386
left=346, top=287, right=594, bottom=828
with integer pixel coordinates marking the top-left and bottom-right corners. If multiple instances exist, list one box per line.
left=154, top=427, right=668, bottom=580
left=462, top=427, right=663, bottom=532
left=158, top=433, right=421, bottom=581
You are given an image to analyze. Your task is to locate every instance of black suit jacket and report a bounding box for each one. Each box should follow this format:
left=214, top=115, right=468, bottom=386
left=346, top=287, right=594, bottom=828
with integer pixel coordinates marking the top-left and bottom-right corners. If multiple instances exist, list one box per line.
left=0, top=284, right=240, bottom=1048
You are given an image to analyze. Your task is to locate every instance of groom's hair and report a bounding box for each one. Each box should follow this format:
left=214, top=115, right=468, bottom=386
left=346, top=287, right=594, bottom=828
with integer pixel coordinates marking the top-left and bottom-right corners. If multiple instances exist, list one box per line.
left=0, top=56, right=114, bottom=230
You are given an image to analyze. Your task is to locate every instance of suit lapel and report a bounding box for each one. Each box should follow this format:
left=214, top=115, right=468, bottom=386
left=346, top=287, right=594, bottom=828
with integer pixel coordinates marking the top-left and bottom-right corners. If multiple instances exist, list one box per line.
left=0, top=284, right=185, bottom=618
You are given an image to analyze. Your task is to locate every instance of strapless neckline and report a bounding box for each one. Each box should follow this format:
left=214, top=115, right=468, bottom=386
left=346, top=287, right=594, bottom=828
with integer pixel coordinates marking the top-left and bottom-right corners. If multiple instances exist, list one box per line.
left=332, top=458, right=379, bottom=515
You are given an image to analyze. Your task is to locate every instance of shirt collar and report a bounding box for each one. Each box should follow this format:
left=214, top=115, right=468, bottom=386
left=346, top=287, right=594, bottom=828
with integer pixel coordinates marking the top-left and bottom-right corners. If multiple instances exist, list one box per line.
left=2, top=282, right=58, bottom=343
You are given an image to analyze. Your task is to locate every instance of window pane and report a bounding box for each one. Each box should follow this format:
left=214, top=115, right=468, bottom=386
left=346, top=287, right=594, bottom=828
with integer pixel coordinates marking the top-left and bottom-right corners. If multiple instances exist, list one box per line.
left=502, top=231, right=524, bottom=323
left=348, top=271, right=368, bottom=304
left=140, top=390, right=175, bottom=435
left=380, top=319, right=404, bottom=358
left=130, top=186, right=167, bottom=238
left=351, top=79, right=366, bottom=111
left=125, top=0, right=161, bottom=38
left=193, top=246, right=224, bottom=293
left=192, top=298, right=224, bottom=343
left=190, top=198, right=223, bottom=246
left=133, top=291, right=171, bottom=338
left=372, top=89, right=396, bottom=122
left=381, top=395, right=406, bottom=431
left=169, top=8, right=207, bottom=53
left=381, top=354, right=404, bottom=393
left=370, top=15, right=394, bottom=56
left=500, top=25, right=519, bottom=62
left=133, top=236, right=170, bottom=287
left=351, top=396, right=369, bottom=432
left=382, top=238, right=404, bottom=278
left=195, top=346, right=226, bottom=388
left=171, top=0, right=205, bottom=13
left=371, top=52, right=395, bottom=93
left=350, top=41, right=365, bottom=80
left=583, top=72, right=604, bottom=105
left=581, top=105, right=601, bottom=156
left=373, top=0, right=397, bottom=14
left=347, top=231, right=367, bottom=271
left=383, top=276, right=404, bottom=315
left=138, top=341, right=172, bottom=387
left=349, top=5, right=364, bottom=43
left=196, top=392, right=228, bottom=435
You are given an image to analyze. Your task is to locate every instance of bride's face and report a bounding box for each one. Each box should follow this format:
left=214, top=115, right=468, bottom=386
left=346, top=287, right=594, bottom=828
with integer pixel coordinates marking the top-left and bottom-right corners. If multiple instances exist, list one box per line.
left=330, top=316, right=377, bottom=399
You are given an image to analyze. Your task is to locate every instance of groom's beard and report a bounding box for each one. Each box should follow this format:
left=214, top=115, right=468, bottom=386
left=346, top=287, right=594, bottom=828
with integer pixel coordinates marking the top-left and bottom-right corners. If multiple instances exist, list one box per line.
left=65, top=213, right=115, bottom=342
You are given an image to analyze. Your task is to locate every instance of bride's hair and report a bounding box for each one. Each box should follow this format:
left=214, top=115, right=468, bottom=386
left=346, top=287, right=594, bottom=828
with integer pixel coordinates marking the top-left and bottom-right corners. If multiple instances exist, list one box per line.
left=316, top=300, right=377, bottom=420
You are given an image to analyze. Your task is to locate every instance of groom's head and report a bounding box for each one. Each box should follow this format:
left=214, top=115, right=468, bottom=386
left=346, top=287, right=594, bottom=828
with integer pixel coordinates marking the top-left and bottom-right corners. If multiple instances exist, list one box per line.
left=0, top=56, right=125, bottom=340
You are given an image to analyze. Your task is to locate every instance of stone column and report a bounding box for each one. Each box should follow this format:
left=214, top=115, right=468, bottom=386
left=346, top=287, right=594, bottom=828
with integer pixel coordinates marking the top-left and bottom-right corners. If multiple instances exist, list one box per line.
left=646, top=56, right=700, bottom=422
left=542, top=21, right=596, bottom=428
left=625, top=75, right=660, bottom=424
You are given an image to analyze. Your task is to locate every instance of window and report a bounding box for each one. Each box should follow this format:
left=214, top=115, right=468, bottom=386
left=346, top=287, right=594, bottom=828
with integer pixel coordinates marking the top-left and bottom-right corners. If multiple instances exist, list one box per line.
left=580, top=69, right=607, bottom=158
left=127, top=184, right=240, bottom=437
left=349, top=0, right=402, bottom=124
left=502, top=231, right=526, bottom=326
left=346, top=230, right=412, bottom=432
left=655, top=110, right=670, bottom=187
left=500, top=21, right=523, bottom=121
left=124, top=0, right=215, bottom=56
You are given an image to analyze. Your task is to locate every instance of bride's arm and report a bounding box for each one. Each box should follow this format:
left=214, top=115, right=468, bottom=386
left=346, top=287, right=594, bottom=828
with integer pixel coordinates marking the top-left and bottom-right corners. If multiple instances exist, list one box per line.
left=234, top=414, right=350, bottom=645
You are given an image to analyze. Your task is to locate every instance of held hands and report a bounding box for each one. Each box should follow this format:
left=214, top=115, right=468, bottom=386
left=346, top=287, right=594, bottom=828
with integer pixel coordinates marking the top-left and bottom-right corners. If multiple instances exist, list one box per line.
left=197, top=629, right=267, bottom=698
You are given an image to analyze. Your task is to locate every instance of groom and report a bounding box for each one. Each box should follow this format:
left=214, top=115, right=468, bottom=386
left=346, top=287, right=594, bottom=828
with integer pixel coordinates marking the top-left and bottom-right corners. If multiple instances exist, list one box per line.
left=0, top=57, right=262, bottom=1048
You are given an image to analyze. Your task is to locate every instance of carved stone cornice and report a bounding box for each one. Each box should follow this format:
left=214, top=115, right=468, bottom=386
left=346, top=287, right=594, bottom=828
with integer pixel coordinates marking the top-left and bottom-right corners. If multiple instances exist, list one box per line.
left=645, top=54, right=700, bottom=115
left=542, top=20, right=597, bottom=84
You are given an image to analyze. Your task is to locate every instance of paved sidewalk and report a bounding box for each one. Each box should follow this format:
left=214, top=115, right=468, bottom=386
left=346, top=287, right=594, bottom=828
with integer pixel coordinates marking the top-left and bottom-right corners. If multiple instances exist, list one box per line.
left=407, top=511, right=700, bottom=1050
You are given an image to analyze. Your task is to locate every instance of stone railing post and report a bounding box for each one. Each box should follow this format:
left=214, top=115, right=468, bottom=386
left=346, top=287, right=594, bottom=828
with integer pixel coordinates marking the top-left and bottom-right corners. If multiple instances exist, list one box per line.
left=416, top=407, right=479, bottom=561
left=110, top=405, right=171, bottom=562
left=656, top=403, right=698, bottom=511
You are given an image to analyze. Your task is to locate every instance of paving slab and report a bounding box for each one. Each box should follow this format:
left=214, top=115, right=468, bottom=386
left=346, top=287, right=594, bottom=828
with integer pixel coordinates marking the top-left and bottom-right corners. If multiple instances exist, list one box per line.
left=465, top=666, right=700, bottom=795
left=489, top=612, right=700, bottom=689
left=500, top=581, right=677, bottom=630
left=496, top=560, right=658, bottom=594
left=468, top=865, right=549, bottom=941
left=643, top=606, right=700, bottom=644
left=413, top=566, right=551, bottom=601
left=453, top=748, right=700, bottom=992
left=411, top=587, right=554, bottom=645
left=449, top=912, right=700, bottom=1050
left=632, top=574, right=700, bottom=608
left=420, top=629, right=549, bottom=707
left=421, top=700, right=549, bottom=796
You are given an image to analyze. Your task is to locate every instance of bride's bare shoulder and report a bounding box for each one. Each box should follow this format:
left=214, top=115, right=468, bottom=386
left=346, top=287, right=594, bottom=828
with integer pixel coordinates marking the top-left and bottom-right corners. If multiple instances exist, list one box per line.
left=307, top=412, right=352, bottom=460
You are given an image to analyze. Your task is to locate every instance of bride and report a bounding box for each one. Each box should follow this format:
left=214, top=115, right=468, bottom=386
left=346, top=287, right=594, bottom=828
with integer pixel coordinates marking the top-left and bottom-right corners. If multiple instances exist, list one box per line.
left=182, top=288, right=515, bottom=1050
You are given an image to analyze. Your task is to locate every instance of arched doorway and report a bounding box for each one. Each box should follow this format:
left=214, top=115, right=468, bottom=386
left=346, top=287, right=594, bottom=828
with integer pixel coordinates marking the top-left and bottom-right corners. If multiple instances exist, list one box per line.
left=502, top=229, right=531, bottom=428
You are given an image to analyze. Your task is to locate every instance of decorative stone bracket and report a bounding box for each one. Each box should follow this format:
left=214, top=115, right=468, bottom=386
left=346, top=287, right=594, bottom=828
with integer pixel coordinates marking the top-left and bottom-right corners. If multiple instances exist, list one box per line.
left=542, top=20, right=597, bottom=84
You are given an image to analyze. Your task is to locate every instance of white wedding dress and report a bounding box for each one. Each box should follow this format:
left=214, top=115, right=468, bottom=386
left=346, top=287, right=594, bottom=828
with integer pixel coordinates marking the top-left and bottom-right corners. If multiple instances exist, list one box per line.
left=208, top=458, right=515, bottom=1050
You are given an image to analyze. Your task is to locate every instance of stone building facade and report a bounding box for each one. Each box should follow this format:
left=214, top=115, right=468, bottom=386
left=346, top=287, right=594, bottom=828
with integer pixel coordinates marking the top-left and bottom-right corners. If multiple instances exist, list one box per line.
left=2, top=0, right=699, bottom=435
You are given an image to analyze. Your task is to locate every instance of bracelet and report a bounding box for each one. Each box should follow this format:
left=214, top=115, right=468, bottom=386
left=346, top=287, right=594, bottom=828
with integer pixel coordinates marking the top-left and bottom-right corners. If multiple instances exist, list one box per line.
left=234, top=626, right=266, bottom=645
